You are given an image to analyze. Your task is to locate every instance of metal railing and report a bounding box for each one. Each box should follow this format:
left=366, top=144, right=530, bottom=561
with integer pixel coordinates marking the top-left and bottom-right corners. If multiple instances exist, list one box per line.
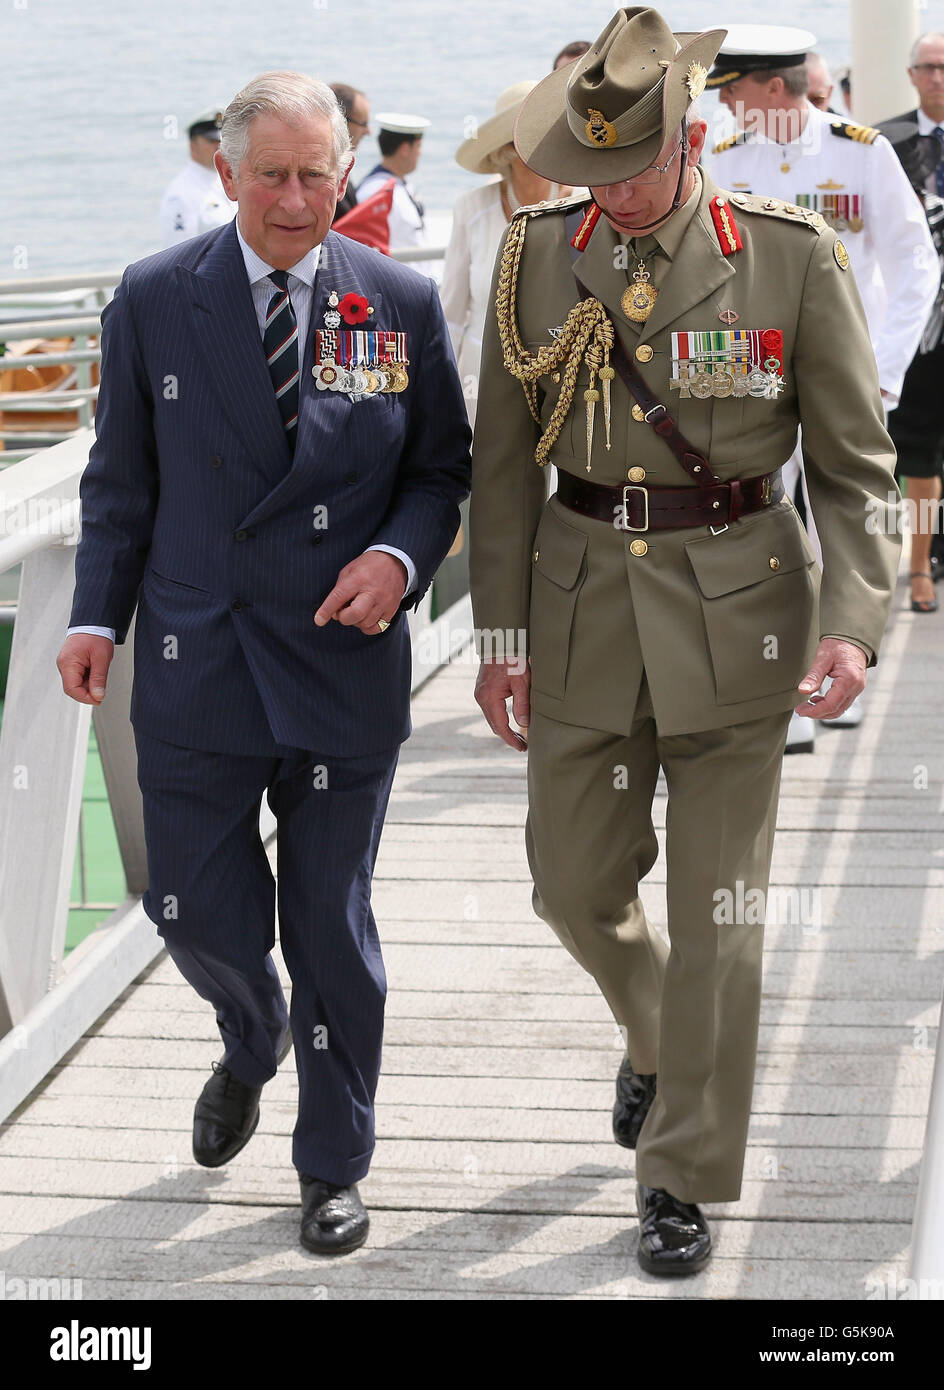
left=0, top=424, right=468, bottom=1125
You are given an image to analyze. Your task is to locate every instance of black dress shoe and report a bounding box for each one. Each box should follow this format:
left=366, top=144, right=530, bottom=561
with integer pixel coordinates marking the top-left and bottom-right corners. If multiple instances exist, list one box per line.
left=612, top=1055, right=657, bottom=1149
left=192, top=1026, right=292, bottom=1168
left=299, top=1175, right=369, bottom=1255
left=636, top=1183, right=712, bottom=1276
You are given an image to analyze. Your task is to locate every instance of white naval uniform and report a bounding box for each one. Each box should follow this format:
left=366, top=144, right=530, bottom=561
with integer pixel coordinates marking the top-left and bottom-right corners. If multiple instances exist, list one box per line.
left=704, top=102, right=939, bottom=406
left=355, top=167, right=435, bottom=278
left=160, top=159, right=236, bottom=248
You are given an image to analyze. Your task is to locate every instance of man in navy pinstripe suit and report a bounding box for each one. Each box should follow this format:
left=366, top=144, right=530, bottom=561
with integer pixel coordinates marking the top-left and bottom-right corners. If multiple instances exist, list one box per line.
left=56, top=72, right=471, bottom=1256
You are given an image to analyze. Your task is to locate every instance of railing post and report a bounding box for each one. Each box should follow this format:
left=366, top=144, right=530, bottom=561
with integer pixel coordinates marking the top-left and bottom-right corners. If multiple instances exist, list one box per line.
left=0, top=544, right=90, bottom=1034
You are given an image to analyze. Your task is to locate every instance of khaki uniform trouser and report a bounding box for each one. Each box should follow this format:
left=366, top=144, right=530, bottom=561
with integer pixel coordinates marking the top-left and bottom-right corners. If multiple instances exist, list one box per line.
left=525, top=676, right=791, bottom=1204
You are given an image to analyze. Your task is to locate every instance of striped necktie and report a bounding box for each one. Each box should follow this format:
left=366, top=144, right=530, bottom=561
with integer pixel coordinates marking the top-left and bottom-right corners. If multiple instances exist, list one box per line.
left=263, top=270, right=299, bottom=451
left=933, top=127, right=944, bottom=197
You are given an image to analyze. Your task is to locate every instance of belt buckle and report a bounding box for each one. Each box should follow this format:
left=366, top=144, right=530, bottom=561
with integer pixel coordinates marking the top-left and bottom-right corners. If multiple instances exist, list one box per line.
left=622, top=484, right=649, bottom=532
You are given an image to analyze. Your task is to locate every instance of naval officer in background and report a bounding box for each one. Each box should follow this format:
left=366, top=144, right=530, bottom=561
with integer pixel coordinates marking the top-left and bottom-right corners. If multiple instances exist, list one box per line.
left=470, top=5, right=900, bottom=1276
left=705, top=24, right=938, bottom=743
left=160, top=107, right=237, bottom=247
left=356, top=113, right=434, bottom=274
left=59, top=71, right=470, bottom=1258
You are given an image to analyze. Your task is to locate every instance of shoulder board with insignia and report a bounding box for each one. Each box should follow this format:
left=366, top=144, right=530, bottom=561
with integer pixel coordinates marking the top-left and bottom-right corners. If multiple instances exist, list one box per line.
left=511, top=192, right=592, bottom=219
left=830, top=120, right=880, bottom=145
left=723, top=192, right=828, bottom=234
left=712, top=131, right=750, bottom=155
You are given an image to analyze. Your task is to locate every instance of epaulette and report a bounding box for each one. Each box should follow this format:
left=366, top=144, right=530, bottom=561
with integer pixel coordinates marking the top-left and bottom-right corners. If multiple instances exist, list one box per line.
left=830, top=120, right=881, bottom=145
left=712, top=131, right=751, bottom=155
left=511, top=191, right=592, bottom=219
left=723, top=191, right=828, bottom=234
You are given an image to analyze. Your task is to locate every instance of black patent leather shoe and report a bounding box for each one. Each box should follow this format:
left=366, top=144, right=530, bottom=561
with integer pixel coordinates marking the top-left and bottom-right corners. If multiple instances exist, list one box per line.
left=612, top=1055, right=657, bottom=1149
left=636, top=1184, right=712, bottom=1276
left=299, top=1175, right=369, bottom=1255
left=192, top=1027, right=293, bottom=1168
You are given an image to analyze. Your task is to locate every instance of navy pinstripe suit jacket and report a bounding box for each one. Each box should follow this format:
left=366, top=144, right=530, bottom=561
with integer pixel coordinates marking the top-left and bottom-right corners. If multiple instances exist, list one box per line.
left=69, top=221, right=472, bottom=755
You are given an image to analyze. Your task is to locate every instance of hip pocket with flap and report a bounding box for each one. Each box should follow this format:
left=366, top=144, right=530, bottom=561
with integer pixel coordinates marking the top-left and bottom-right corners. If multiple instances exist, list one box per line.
left=528, top=504, right=589, bottom=701
left=684, top=504, right=820, bottom=706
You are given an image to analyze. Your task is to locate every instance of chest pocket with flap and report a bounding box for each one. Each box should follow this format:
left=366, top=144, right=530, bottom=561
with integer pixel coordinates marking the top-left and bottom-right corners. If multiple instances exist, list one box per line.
left=528, top=503, right=589, bottom=701
left=683, top=501, right=820, bottom=705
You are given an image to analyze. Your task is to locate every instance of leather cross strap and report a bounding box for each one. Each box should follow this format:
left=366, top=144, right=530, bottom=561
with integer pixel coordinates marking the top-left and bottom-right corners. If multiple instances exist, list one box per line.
left=575, top=274, right=720, bottom=485
left=556, top=467, right=783, bottom=531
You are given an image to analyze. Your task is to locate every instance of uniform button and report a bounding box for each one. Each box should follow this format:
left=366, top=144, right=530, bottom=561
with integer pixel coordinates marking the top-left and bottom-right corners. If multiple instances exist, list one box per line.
left=210, top=454, right=223, bottom=468
left=234, top=529, right=249, bottom=541
left=630, top=539, right=648, bottom=557
left=311, top=533, right=324, bottom=545
left=769, top=556, right=781, bottom=571
left=635, top=345, right=653, bottom=363
left=231, top=599, right=246, bottom=612
left=631, top=404, right=646, bottom=423
left=628, top=466, right=646, bottom=482
left=533, top=549, right=540, bottom=562
left=344, top=471, right=358, bottom=485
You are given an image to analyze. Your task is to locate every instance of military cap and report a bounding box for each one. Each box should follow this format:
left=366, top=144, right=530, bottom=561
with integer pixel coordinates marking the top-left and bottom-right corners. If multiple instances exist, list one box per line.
left=705, top=24, right=817, bottom=88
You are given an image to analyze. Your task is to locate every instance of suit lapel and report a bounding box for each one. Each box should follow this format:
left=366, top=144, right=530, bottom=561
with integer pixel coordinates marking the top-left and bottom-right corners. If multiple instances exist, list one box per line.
left=240, top=232, right=372, bottom=526
left=181, top=222, right=289, bottom=487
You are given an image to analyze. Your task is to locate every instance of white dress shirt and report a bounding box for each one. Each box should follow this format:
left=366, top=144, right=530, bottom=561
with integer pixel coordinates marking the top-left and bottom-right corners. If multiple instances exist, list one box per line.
left=67, top=222, right=415, bottom=644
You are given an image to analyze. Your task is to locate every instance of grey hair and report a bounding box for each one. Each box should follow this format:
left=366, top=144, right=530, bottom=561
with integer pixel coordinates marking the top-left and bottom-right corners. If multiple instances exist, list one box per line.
left=752, top=63, right=809, bottom=98
left=911, top=33, right=944, bottom=66
left=220, top=71, right=352, bottom=175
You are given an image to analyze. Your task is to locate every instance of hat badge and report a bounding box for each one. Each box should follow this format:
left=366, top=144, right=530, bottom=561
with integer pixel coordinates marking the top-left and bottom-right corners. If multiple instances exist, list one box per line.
left=585, top=108, right=618, bottom=148
left=686, top=62, right=708, bottom=101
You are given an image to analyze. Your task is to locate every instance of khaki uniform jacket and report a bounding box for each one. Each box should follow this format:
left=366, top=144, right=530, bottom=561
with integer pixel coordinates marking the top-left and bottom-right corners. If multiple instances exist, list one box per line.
left=469, top=170, right=901, bottom=737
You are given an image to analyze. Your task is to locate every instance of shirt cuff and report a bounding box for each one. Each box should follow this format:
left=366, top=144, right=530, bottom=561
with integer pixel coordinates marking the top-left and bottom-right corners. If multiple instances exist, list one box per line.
left=366, top=545, right=416, bottom=597
left=822, top=633, right=873, bottom=662
left=66, top=625, right=116, bottom=642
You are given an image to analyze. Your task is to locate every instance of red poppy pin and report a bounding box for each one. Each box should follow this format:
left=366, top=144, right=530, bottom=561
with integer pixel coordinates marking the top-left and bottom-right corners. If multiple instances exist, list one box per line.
left=338, top=292, right=372, bottom=325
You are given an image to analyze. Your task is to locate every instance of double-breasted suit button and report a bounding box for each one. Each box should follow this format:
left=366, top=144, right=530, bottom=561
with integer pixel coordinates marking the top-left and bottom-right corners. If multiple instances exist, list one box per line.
left=209, top=454, right=223, bottom=468
left=231, top=599, right=247, bottom=612
left=234, top=529, right=250, bottom=541
left=628, top=467, right=646, bottom=482
left=311, top=533, right=324, bottom=546
left=635, top=345, right=653, bottom=363
left=630, top=539, right=648, bottom=557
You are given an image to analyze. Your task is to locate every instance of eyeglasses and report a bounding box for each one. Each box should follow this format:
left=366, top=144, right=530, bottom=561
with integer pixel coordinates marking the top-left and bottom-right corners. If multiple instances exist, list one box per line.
left=912, top=64, right=944, bottom=75
left=627, top=137, right=684, bottom=186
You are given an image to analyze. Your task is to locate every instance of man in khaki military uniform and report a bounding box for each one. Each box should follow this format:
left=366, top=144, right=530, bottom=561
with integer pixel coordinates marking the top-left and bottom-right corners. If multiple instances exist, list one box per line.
left=469, top=5, right=901, bottom=1277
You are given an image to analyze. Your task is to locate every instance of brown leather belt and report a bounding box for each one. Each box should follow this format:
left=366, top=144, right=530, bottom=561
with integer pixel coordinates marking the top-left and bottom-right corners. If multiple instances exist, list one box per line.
left=556, top=469, right=783, bottom=532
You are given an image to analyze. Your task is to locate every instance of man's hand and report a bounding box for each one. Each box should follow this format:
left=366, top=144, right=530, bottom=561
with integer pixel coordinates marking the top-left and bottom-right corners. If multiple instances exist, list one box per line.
left=314, top=551, right=407, bottom=635
left=57, top=634, right=115, bottom=705
left=795, top=637, right=867, bottom=720
left=474, top=658, right=531, bottom=751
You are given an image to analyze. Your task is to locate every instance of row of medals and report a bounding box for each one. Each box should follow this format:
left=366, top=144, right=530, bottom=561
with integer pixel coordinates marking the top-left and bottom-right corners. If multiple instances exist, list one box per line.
left=314, top=295, right=409, bottom=395
left=672, top=360, right=784, bottom=400
left=313, top=361, right=409, bottom=394
left=621, top=266, right=783, bottom=401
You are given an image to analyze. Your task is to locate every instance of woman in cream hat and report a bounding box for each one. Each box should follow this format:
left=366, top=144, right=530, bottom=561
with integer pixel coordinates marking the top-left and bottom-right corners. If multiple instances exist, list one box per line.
left=440, top=82, right=574, bottom=422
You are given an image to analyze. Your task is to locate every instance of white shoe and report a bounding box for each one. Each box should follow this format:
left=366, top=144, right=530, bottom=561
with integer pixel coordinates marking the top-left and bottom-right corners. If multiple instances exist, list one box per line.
left=784, top=709, right=815, bottom=754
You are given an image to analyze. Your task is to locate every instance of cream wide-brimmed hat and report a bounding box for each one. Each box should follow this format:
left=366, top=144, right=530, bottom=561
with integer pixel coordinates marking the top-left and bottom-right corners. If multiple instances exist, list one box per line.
left=456, top=82, right=540, bottom=174
left=514, top=6, right=725, bottom=185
